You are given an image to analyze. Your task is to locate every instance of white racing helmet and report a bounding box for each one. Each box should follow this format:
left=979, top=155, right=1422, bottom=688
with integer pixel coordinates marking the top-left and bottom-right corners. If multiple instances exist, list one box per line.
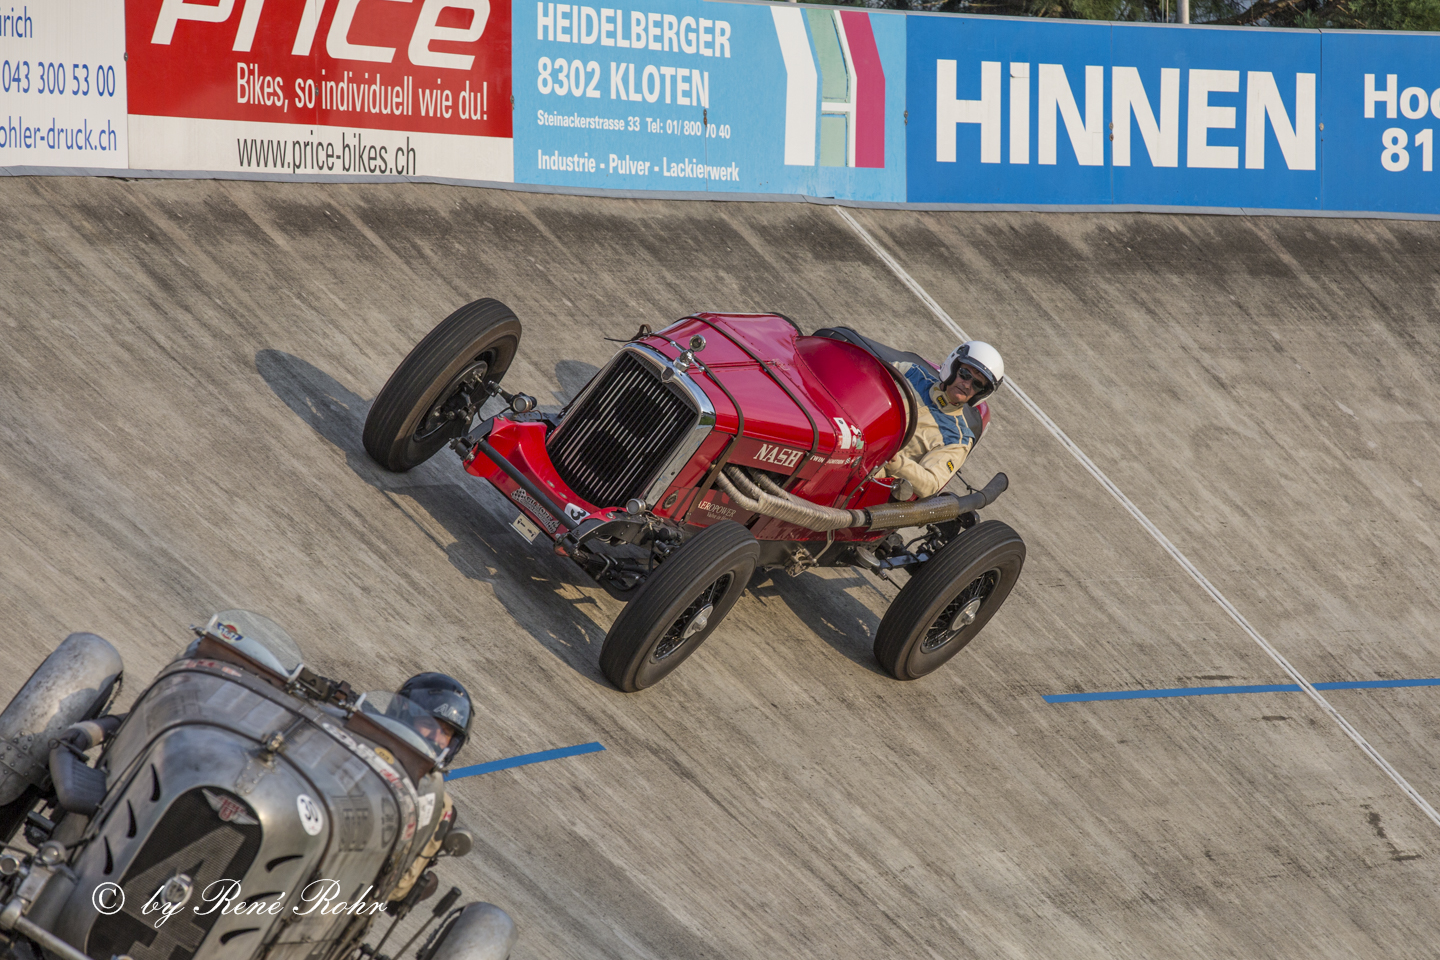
left=941, top=340, right=1005, bottom=404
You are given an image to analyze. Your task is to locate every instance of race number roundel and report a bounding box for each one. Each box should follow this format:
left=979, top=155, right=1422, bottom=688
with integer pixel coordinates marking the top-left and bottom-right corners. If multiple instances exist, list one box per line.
left=297, top=794, right=325, bottom=836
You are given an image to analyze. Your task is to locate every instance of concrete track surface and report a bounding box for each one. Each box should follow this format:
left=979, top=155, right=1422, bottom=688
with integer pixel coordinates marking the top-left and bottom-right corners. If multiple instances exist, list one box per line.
left=2, top=176, right=1439, bottom=959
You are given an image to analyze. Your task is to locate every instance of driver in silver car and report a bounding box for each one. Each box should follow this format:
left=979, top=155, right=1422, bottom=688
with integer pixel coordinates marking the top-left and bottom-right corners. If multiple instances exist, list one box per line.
left=388, top=672, right=470, bottom=765
left=386, top=673, right=473, bottom=903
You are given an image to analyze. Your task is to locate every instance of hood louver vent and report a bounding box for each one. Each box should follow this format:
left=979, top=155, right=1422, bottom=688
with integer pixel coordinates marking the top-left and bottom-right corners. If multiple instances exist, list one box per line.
left=548, top=352, right=700, bottom=508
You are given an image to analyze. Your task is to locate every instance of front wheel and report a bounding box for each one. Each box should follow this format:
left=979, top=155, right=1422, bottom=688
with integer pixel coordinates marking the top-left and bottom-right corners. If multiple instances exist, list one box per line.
left=363, top=298, right=522, bottom=472
left=874, top=520, right=1025, bottom=681
left=599, top=522, right=759, bottom=692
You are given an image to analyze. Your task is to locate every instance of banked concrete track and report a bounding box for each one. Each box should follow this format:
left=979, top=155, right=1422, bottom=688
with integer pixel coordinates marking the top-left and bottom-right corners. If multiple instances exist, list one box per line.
left=2, top=176, right=1439, bottom=959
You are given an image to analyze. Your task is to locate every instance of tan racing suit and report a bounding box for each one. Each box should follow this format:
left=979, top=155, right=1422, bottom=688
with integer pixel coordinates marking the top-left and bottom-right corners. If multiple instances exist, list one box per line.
left=881, top=362, right=982, bottom=499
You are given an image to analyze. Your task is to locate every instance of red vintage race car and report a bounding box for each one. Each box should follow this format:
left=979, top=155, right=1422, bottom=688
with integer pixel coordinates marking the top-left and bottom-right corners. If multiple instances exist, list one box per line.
left=363, top=299, right=1025, bottom=691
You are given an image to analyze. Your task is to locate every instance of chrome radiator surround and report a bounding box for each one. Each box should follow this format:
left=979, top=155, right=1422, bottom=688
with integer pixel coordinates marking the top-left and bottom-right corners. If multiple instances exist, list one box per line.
left=549, top=344, right=715, bottom=508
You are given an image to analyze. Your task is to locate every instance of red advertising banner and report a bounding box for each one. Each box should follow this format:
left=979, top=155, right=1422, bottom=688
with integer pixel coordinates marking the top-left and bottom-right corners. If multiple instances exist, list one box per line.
left=126, top=0, right=512, bottom=179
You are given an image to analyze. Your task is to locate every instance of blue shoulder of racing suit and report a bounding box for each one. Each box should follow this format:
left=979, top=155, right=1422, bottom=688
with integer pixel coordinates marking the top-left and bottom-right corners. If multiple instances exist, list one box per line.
left=902, top=365, right=976, bottom=448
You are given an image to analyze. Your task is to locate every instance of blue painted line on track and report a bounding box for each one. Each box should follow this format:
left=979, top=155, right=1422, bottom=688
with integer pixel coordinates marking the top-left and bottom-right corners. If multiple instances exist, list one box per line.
left=446, top=741, right=605, bottom=781
left=1044, top=678, right=1440, bottom=704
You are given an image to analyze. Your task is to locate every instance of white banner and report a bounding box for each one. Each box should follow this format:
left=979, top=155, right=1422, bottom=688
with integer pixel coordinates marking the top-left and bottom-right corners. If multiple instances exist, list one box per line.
left=0, top=0, right=128, bottom=169
left=128, top=115, right=514, bottom=182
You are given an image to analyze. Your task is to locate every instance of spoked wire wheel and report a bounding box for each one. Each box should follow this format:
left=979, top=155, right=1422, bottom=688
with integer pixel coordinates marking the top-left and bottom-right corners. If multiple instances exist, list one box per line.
left=874, top=520, right=1025, bottom=681
left=651, top=572, right=734, bottom=663
left=919, top=569, right=1001, bottom=654
left=600, top=522, right=759, bottom=692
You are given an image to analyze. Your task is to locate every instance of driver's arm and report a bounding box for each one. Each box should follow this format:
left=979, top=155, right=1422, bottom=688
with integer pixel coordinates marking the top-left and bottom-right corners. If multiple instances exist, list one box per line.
left=389, top=792, right=454, bottom=902
left=884, top=439, right=973, bottom=499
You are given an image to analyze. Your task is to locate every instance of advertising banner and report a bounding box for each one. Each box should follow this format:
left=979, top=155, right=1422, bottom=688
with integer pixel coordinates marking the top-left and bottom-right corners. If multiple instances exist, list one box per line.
left=1110, top=25, right=1321, bottom=210
left=124, top=0, right=513, bottom=180
left=0, top=0, right=128, bottom=170
left=5, top=1, right=1440, bottom=216
left=907, top=16, right=1326, bottom=209
left=512, top=0, right=906, bottom=199
left=1321, top=31, right=1440, bottom=215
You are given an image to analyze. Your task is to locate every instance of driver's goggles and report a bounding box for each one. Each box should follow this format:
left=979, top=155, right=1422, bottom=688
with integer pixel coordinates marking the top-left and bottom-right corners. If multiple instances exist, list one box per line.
left=955, top=366, right=990, bottom=390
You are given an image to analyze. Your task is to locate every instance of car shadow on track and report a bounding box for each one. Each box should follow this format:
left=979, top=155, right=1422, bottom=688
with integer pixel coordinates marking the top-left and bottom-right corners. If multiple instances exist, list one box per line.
left=747, top=569, right=891, bottom=677
left=254, top=349, right=617, bottom=686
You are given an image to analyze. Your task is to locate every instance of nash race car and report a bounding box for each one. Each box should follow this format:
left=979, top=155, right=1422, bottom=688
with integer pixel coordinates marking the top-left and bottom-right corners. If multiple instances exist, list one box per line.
left=0, top=612, right=516, bottom=960
left=363, top=300, right=1026, bottom=691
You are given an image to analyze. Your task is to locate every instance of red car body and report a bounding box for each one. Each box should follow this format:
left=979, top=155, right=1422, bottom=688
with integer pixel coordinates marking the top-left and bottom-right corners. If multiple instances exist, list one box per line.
left=464, top=313, right=987, bottom=559
left=366, top=299, right=1020, bottom=687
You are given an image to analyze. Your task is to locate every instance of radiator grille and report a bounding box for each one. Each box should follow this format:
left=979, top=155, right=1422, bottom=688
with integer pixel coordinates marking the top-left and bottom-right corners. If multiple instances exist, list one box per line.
left=549, top=352, right=699, bottom=508
left=88, top=788, right=262, bottom=960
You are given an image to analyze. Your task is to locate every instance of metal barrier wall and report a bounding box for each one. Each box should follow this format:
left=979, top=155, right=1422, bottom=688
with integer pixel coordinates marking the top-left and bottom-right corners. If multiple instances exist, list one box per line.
left=2, top=0, right=1437, bottom=215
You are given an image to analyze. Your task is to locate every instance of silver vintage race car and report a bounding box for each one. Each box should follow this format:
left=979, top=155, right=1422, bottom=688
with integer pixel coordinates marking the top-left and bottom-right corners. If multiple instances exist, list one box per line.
left=0, top=611, right=516, bottom=960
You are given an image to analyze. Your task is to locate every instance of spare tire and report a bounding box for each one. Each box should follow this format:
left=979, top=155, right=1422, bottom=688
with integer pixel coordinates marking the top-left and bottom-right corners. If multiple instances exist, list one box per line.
left=0, top=633, right=122, bottom=841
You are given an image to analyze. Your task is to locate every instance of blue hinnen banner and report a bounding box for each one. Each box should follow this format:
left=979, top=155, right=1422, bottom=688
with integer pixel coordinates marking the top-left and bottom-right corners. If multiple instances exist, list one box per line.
left=905, top=16, right=1439, bottom=214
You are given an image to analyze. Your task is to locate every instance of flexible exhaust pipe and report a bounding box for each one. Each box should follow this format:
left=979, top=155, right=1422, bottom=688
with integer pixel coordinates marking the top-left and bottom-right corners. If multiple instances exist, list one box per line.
left=716, top=468, right=865, bottom=532
left=714, top=468, right=1008, bottom=533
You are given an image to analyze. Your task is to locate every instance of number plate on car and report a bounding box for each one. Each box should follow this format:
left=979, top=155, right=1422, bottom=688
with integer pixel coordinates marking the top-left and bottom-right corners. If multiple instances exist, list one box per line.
left=510, top=512, right=542, bottom=543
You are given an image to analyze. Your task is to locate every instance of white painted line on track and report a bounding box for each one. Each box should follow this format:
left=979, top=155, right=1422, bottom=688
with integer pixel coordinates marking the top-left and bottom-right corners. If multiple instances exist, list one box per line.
left=834, top=205, right=1440, bottom=831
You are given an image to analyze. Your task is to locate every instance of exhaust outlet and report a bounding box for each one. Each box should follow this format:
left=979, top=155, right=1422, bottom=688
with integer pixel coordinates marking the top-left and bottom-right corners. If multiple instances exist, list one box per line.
left=861, top=473, right=1008, bottom=530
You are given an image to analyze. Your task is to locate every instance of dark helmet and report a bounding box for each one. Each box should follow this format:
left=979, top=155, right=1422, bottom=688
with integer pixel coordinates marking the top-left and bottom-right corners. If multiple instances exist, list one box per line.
left=397, top=672, right=473, bottom=765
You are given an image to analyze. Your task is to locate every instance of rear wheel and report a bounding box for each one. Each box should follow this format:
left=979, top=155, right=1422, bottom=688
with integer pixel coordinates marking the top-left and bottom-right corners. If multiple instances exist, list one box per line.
left=600, top=522, right=759, bottom=692
left=874, top=520, right=1025, bottom=681
left=363, top=298, right=522, bottom=472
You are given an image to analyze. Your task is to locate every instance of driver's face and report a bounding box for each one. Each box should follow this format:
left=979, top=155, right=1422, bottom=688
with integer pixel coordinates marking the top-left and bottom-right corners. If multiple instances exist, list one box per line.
left=944, top=366, right=988, bottom=405
left=412, top=714, right=456, bottom=751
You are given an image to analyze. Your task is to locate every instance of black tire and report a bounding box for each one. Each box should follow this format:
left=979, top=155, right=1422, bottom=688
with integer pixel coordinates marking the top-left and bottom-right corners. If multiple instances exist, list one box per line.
left=600, top=521, right=760, bottom=692
left=363, top=299, right=522, bottom=472
left=874, top=520, right=1025, bottom=681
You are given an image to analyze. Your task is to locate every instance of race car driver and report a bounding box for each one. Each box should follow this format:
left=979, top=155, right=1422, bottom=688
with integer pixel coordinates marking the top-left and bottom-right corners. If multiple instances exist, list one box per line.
left=882, top=341, right=1005, bottom=499
left=386, top=672, right=473, bottom=904
left=391, top=672, right=471, bottom=765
